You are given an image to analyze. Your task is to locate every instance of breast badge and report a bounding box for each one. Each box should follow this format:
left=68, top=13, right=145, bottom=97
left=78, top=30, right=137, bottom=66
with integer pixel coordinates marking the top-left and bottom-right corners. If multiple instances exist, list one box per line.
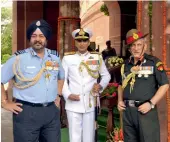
left=45, top=61, right=53, bottom=70
left=45, top=60, right=59, bottom=71
left=79, top=57, right=101, bottom=79
left=131, top=66, right=153, bottom=78
left=45, top=60, right=59, bottom=82
left=53, top=61, right=59, bottom=71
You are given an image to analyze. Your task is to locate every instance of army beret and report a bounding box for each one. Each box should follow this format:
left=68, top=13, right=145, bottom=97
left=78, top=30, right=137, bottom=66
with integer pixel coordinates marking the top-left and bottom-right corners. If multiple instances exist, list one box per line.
left=72, top=28, right=92, bottom=40
left=125, top=29, right=148, bottom=48
left=26, top=19, right=52, bottom=40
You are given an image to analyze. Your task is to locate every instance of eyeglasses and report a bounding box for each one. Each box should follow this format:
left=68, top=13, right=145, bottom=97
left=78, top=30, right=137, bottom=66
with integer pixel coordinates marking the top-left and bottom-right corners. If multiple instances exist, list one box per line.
left=76, top=39, right=89, bottom=42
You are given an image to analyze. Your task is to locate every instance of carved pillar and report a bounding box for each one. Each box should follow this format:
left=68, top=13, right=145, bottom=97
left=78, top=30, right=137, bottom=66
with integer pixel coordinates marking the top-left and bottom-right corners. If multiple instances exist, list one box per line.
left=106, top=96, right=117, bottom=139
left=12, top=1, right=17, bottom=53
left=58, top=1, right=80, bottom=57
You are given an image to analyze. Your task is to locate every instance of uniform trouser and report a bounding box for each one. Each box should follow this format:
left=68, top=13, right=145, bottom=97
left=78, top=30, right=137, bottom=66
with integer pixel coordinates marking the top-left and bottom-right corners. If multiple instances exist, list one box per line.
left=66, top=110, right=95, bottom=142
left=13, top=103, right=61, bottom=142
left=123, top=107, right=160, bottom=142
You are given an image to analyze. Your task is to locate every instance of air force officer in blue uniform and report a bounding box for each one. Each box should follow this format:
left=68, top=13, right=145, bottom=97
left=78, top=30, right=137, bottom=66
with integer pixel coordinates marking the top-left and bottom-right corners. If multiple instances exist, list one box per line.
left=1, top=20, right=65, bottom=142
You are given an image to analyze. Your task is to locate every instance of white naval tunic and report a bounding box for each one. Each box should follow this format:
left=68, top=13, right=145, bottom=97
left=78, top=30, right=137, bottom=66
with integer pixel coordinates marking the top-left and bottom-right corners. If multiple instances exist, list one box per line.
left=62, top=51, right=110, bottom=142
left=62, top=51, right=111, bottom=113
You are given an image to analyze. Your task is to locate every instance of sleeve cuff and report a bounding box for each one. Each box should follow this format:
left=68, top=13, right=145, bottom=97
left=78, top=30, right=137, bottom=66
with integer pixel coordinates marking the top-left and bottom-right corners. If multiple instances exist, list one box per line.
left=63, top=93, right=71, bottom=100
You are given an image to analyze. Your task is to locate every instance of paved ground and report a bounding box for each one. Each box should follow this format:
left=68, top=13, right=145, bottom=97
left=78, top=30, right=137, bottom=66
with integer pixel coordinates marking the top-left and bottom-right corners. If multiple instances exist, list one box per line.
left=1, top=83, right=13, bottom=142
left=1, top=109, right=13, bottom=142
left=1, top=92, right=168, bottom=142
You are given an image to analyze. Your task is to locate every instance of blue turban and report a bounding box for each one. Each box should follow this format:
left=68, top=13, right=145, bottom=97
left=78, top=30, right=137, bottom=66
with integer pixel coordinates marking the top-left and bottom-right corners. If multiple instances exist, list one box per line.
left=26, top=19, right=52, bottom=40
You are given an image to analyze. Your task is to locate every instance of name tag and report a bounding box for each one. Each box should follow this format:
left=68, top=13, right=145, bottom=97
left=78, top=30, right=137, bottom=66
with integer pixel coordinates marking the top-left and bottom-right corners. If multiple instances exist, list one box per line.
left=26, top=66, right=36, bottom=69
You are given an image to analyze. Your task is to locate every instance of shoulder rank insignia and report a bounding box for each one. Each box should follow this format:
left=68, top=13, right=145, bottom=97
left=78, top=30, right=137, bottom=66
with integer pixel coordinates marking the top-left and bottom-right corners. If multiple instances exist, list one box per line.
left=156, top=62, right=164, bottom=71
left=48, top=49, right=59, bottom=57
left=64, top=51, right=76, bottom=56
left=14, top=49, right=26, bottom=56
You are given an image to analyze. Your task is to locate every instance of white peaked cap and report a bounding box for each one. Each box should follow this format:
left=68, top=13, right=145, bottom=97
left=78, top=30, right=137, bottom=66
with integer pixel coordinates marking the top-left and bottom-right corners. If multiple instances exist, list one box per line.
left=72, top=28, right=93, bottom=39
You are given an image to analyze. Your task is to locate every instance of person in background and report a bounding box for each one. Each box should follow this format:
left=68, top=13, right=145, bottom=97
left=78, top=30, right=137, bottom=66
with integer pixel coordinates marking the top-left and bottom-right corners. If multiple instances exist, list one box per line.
left=102, top=40, right=117, bottom=60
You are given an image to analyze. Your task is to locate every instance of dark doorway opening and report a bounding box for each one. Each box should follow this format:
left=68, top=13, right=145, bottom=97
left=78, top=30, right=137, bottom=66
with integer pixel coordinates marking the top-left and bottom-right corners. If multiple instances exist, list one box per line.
left=43, top=1, right=59, bottom=51
left=118, top=1, right=137, bottom=59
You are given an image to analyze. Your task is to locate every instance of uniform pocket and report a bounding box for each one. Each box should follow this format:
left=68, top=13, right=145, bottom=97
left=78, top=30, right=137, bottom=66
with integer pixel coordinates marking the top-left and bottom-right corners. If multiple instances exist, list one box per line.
left=23, top=66, right=39, bottom=78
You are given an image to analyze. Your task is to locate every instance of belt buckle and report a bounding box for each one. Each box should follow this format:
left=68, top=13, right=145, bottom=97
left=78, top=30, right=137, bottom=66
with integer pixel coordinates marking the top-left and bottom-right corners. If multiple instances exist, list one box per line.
left=42, top=103, right=48, bottom=107
left=129, top=100, right=135, bottom=107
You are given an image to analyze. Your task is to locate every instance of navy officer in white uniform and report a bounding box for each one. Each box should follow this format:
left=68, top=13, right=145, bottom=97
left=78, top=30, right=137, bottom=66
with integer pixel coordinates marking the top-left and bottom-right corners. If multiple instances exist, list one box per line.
left=62, top=28, right=111, bottom=142
left=1, top=19, right=65, bottom=142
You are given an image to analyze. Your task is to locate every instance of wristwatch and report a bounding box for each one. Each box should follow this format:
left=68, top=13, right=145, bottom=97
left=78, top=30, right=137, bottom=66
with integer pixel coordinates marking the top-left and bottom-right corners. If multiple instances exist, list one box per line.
left=58, top=94, right=62, bottom=98
left=148, top=100, right=155, bottom=109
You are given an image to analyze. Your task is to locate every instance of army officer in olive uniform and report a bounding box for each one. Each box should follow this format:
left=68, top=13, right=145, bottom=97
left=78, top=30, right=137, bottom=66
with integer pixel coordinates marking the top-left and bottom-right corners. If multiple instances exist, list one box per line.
left=117, top=29, right=169, bottom=142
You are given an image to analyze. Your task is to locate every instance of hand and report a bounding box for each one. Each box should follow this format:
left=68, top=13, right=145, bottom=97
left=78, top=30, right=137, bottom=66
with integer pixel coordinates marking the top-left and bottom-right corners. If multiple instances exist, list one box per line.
left=54, top=96, right=61, bottom=108
left=138, top=102, right=151, bottom=114
left=2, top=101, right=23, bottom=114
left=117, top=101, right=126, bottom=111
left=68, top=94, right=80, bottom=101
left=92, top=83, right=102, bottom=93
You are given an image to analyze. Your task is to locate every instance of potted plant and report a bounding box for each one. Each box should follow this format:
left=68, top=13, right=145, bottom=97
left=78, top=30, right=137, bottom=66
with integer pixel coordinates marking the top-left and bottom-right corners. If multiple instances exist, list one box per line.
left=107, top=127, right=124, bottom=142
left=101, top=82, right=119, bottom=98
left=107, top=56, right=124, bottom=70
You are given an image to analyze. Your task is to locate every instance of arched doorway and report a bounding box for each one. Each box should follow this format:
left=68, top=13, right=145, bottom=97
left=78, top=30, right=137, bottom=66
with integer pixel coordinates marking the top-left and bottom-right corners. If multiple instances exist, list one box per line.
left=105, top=1, right=137, bottom=57
left=118, top=1, right=137, bottom=58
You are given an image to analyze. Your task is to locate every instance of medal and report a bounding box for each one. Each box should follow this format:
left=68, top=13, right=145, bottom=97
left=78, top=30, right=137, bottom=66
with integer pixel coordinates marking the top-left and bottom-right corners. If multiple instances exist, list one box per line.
left=45, top=73, right=51, bottom=83
left=53, top=61, right=59, bottom=70
left=130, top=66, right=140, bottom=74
left=45, top=73, right=51, bottom=79
left=47, top=67, right=53, bottom=70
left=45, top=61, right=53, bottom=70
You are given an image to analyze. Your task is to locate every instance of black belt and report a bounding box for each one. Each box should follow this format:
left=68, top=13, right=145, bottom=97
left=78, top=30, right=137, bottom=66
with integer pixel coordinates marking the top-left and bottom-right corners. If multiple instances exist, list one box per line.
left=124, top=100, right=145, bottom=107
left=15, top=99, right=54, bottom=107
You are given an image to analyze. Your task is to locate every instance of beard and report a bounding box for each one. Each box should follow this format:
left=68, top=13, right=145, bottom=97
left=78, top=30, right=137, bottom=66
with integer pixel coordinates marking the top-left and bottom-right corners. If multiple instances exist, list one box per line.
left=30, top=40, right=47, bottom=51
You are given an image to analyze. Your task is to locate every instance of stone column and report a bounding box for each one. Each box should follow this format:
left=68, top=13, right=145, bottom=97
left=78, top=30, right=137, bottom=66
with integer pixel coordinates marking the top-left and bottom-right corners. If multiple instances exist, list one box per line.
left=151, top=2, right=167, bottom=142
left=138, top=1, right=150, bottom=53
left=12, top=1, right=17, bottom=53
left=58, top=1, right=80, bottom=57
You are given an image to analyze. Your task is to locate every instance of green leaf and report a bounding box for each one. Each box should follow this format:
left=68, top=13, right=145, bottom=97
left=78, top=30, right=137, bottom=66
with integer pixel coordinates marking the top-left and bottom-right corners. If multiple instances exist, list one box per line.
left=2, top=54, right=11, bottom=64
left=1, top=7, right=12, bottom=63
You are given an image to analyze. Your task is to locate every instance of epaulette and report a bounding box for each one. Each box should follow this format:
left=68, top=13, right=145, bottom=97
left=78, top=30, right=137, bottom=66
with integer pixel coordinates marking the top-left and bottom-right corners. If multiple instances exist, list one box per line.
left=14, top=49, right=26, bottom=56
left=144, top=54, right=153, bottom=59
left=64, top=51, right=76, bottom=56
left=49, top=49, right=59, bottom=57
left=144, top=54, right=159, bottom=63
left=90, top=51, right=101, bottom=55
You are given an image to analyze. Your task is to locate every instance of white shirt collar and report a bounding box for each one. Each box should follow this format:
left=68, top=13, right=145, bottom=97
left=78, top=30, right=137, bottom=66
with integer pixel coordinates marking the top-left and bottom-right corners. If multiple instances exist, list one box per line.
left=76, top=51, right=89, bottom=56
